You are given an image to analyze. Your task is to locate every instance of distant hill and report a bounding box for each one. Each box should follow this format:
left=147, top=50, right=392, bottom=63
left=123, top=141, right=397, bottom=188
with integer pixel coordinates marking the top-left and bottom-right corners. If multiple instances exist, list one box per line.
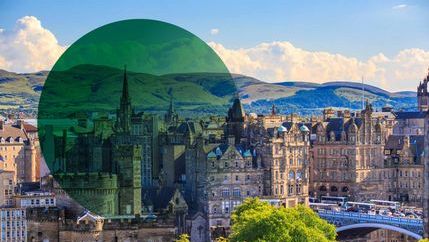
left=0, top=68, right=418, bottom=116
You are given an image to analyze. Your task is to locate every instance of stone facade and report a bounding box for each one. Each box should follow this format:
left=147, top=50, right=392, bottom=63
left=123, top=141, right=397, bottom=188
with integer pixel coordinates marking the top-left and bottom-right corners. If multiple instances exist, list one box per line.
left=202, top=101, right=311, bottom=240
left=311, top=103, right=387, bottom=201
left=206, top=143, right=263, bottom=238
left=0, top=208, right=27, bottom=241
left=26, top=207, right=176, bottom=242
left=0, top=170, right=14, bottom=206
left=253, top=119, right=310, bottom=207
left=0, top=119, right=39, bottom=183
left=383, top=135, right=424, bottom=207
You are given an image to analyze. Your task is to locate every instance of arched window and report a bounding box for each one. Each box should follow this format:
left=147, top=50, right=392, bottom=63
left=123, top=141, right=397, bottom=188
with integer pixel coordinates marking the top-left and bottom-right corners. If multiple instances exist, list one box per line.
left=342, top=186, right=349, bottom=192
left=288, top=171, right=295, bottom=180
left=296, top=171, right=302, bottom=180
left=330, top=186, right=338, bottom=192
left=319, top=185, right=327, bottom=192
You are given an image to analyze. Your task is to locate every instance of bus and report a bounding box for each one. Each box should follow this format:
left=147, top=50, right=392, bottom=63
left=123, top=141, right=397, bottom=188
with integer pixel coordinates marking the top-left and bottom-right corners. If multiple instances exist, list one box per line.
left=309, top=203, right=341, bottom=212
left=370, top=200, right=400, bottom=210
left=320, top=196, right=348, bottom=206
left=345, top=202, right=375, bottom=213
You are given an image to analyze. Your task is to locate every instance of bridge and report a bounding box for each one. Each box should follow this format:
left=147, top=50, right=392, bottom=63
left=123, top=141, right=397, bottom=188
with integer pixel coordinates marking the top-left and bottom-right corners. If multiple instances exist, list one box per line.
left=317, top=210, right=424, bottom=240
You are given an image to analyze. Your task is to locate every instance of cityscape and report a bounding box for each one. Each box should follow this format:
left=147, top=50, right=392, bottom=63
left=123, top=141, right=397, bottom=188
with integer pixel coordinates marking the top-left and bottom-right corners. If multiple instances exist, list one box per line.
left=0, top=67, right=428, bottom=241
left=1, top=1, right=429, bottom=242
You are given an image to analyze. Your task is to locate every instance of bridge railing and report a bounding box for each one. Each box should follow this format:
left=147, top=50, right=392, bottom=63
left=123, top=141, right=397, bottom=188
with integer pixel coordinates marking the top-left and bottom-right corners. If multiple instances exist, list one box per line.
left=317, top=210, right=423, bottom=226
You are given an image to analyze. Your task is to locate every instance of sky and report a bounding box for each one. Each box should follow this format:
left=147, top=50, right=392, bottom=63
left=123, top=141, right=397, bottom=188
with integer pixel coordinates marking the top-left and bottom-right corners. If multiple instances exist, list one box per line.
left=0, top=0, right=428, bottom=91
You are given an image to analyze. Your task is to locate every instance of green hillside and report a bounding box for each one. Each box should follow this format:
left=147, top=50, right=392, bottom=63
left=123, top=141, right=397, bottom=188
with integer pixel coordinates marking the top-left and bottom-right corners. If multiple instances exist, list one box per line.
left=0, top=68, right=418, bottom=117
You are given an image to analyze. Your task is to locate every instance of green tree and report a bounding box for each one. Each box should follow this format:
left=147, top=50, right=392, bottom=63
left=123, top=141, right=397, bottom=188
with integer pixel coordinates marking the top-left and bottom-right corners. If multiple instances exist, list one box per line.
left=176, top=234, right=190, bottom=242
left=215, top=237, right=229, bottom=242
left=229, top=198, right=336, bottom=242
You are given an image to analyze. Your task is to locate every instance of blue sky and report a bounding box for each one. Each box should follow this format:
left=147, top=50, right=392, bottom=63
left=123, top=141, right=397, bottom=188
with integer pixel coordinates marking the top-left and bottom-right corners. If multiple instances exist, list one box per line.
left=1, top=0, right=428, bottom=59
left=1, top=0, right=428, bottom=91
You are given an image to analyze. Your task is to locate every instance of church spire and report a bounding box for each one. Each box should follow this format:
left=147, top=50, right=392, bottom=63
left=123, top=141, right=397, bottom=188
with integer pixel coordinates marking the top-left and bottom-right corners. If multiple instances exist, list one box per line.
left=122, top=65, right=130, bottom=102
left=165, top=91, right=178, bottom=124
left=116, top=65, right=132, bottom=133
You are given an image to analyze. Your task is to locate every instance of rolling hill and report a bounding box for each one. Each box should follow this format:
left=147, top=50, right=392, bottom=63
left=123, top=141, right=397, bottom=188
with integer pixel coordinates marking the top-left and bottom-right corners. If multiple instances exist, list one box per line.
left=0, top=67, right=418, bottom=117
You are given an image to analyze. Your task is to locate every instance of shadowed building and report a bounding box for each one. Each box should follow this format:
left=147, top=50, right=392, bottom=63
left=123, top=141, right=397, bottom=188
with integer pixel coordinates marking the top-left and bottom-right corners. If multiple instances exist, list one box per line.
left=383, top=135, right=424, bottom=207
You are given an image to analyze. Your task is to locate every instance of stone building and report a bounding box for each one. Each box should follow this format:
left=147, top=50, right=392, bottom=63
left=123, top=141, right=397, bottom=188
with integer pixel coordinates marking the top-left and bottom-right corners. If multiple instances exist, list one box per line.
left=26, top=207, right=177, bottom=242
left=383, top=135, right=424, bottom=207
left=40, top=68, right=144, bottom=218
left=311, top=103, right=387, bottom=201
left=255, top=120, right=311, bottom=207
left=206, top=143, right=263, bottom=239
left=14, top=191, right=56, bottom=209
left=0, top=119, right=39, bottom=183
left=201, top=101, right=311, bottom=240
left=417, top=69, right=429, bottom=112
left=0, top=207, right=27, bottom=241
left=393, top=111, right=426, bottom=136
left=421, top=70, right=429, bottom=237
left=0, top=170, right=15, bottom=206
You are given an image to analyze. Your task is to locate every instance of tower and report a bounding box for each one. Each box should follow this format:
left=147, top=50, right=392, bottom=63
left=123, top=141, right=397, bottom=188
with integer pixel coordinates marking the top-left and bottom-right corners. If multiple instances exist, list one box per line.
left=114, top=144, right=142, bottom=216
left=424, top=111, right=429, bottom=237
left=417, top=68, right=429, bottom=112
left=226, top=96, right=245, bottom=144
left=165, top=92, right=178, bottom=125
left=116, top=66, right=132, bottom=133
left=112, top=66, right=142, bottom=216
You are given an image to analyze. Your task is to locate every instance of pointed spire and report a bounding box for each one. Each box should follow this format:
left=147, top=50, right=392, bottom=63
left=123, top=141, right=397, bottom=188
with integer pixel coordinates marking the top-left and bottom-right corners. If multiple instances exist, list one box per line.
left=116, top=65, right=132, bottom=133
left=169, top=91, right=174, bottom=114
left=271, top=104, right=276, bottom=116
left=122, top=65, right=129, bottom=102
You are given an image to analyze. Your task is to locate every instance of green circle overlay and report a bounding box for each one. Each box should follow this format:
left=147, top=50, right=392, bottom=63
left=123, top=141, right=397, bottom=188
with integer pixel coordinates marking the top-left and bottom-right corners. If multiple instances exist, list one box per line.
left=38, top=19, right=235, bottom=216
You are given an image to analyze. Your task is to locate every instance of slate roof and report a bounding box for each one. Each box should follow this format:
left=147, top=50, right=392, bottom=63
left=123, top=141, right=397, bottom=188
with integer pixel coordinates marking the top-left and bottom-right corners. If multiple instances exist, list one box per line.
left=176, top=121, right=202, bottom=134
left=141, top=187, right=177, bottom=211
left=394, top=111, right=426, bottom=120
left=385, top=135, right=424, bottom=155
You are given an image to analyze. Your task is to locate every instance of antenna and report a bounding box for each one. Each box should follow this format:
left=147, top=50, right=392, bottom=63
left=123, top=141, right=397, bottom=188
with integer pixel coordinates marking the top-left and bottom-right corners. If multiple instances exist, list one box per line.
left=361, top=76, right=364, bottom=110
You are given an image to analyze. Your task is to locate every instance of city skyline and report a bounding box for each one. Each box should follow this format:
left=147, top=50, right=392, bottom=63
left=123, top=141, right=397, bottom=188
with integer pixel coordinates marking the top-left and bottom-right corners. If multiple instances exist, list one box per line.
left=0, top=0, right=429, bottom=91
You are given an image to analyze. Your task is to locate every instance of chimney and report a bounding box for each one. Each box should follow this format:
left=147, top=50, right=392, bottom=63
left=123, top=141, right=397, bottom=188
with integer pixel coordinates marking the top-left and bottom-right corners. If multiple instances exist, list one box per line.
left=343, top=110, right=351, bottom=119
left=17, top=119, right=24, bottom=129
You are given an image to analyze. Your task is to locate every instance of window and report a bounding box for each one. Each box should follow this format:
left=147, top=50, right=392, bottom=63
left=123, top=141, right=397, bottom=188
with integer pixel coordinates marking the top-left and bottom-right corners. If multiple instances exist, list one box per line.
left=235, top=175, right=239, bottom=181
left=233, top=188, right=241, bottom=197
left=296, top=184, right=301, bottom=194
left=288, top=185, right=294, bottom=195
left=222, top=201, right=230, bottom=213
left=222, top=189, right=230, bottom=197
left=288, top=171, right=295, bottom=180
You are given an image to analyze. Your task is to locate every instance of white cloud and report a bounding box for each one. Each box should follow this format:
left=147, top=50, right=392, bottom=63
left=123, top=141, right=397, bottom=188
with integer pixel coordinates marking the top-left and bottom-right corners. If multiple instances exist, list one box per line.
left=392, top=4, right=407, bottom=10
left=209, top=41, right=429, bottom=91
left=0, top=16, right=67, bottom=73
left=210, top=28, right=220, bottom=35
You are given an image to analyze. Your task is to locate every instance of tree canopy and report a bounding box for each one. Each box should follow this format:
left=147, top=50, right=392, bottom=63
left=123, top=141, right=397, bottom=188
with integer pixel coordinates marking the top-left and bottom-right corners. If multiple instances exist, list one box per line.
left=228, top=198, right=337, bottom=242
